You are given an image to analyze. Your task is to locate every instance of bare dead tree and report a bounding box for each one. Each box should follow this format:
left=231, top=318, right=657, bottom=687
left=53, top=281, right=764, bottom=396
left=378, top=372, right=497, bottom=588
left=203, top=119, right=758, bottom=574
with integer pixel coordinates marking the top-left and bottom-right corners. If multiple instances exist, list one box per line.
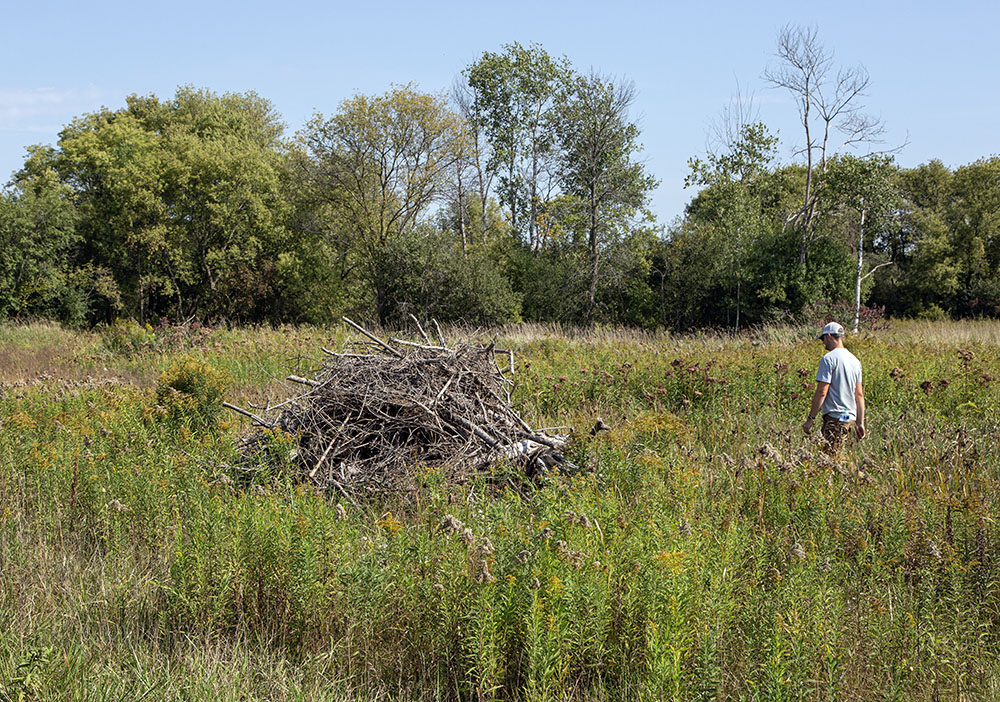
left=763, top=24, right=888, bottom=264
left=706, top=79, right=761, bottom=165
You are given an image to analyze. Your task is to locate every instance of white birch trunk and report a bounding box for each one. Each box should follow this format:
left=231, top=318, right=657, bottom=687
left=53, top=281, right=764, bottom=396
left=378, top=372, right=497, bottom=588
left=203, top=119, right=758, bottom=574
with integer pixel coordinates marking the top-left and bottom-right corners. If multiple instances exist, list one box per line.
left=853, top=206, right=865, bottom=334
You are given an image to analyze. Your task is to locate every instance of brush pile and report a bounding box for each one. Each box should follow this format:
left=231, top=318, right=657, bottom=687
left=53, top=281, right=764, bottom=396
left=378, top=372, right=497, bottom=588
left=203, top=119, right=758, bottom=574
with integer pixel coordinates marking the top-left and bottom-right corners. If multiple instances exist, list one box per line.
left=224, top=318, right=572, bottom=498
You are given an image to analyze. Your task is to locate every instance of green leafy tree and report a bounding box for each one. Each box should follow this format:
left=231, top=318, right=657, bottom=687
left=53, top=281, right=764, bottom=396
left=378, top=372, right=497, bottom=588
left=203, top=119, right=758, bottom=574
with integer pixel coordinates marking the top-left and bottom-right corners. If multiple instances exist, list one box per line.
left=554, top=72, right=658, bottom=323
left=875, top=158, right=1000, bottom=319
left=0, top=168, right=80, bottom=321
left=374, top=226, right=521, bottom=326
left=651, top=221, right=729, bottom=330
left=300, top=85, right=462, bottom=324
left=464, top=43, right=572, bottom=247
left=449, top=79, right=500, bottom=251
left=686, top=122, right=779, bottom=331
left=596, top=225, right=661, bottom=327
left=824, top=154, right=899, bottom=331
left=883, top=161, right=957, bottom=316
left=507, top=241, right=587, bottom=322
left=23, top=86, right=305, bottom=323
left=951, top=156, right=1000, bottom=315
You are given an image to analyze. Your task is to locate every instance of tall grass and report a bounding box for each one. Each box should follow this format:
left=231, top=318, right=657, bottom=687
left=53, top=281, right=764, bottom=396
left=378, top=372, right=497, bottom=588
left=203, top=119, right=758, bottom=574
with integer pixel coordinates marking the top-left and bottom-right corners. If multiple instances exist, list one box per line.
left=1, top=320, right=999, bottom=699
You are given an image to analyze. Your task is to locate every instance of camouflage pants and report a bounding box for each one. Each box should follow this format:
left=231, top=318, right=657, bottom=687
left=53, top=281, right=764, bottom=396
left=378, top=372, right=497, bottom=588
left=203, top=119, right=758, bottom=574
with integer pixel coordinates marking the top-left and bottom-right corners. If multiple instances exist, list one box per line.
left=821, top=414, right=855, bottom=455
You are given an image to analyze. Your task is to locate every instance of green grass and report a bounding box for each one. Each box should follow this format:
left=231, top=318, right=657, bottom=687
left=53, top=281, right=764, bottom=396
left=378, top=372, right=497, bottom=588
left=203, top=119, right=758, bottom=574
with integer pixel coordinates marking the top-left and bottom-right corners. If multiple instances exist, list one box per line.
left=1, top=319, right=999, bottom=700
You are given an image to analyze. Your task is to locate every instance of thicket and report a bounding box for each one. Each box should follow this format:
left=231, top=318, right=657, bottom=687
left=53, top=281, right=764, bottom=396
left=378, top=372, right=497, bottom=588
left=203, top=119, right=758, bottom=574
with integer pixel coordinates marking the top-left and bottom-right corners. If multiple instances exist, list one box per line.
left=1, top=42, right=998, bottom=331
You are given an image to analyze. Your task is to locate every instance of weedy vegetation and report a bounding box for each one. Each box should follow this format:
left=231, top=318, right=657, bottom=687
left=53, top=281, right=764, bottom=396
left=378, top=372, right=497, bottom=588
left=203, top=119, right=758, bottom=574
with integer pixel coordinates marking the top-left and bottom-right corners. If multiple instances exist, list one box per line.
left=1, top=320, right=999, bottom=700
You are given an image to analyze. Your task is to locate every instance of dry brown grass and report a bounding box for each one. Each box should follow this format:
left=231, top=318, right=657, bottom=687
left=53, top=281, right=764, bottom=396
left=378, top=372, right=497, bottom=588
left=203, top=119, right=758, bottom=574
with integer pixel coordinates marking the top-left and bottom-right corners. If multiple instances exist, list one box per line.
left=0, top=322, right=149, bottom=389
left=491, top=318, right=1000, bottom=352
left=887, top=318, right=1000, bottom=345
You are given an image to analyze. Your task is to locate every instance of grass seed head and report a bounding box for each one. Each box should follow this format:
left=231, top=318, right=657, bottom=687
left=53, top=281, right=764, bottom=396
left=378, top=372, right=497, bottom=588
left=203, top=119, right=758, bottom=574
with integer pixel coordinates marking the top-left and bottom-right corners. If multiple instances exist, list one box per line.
left=439, top=514, right=464, bottom=535
left=790, top=542, right=806, bottom=561
left=926, top=540, right=942, bottom=562
left=107, top=499, right=129, bottom=513
left=476, top=561, right=495, bottom=583
left=536, top=527, right=554, bottom=540
left=679, top=518, right=692, bottom=536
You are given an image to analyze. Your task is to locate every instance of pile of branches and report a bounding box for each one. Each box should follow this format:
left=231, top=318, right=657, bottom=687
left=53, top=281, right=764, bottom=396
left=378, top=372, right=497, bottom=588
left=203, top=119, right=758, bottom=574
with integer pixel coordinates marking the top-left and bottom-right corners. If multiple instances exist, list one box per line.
left=224, top=317, right=572, bottom=499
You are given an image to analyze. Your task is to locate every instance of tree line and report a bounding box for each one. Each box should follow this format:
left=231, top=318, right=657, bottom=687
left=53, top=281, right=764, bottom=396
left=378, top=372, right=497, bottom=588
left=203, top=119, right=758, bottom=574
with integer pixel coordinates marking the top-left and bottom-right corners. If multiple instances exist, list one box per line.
left=1, top=35, right=998, bottom=330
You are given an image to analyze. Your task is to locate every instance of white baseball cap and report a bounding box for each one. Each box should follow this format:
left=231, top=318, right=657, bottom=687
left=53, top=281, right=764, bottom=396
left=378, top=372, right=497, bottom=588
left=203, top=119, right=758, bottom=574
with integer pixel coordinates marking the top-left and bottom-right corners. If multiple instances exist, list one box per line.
left=817, top=322, right=845, bottom=339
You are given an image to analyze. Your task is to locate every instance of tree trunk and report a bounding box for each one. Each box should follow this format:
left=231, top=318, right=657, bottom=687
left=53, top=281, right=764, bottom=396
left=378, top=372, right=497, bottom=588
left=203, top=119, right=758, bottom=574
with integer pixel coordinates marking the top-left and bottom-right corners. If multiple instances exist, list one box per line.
left=508, top=156, right=517, bottom=239
left=735, top=280, right=741, bottom=334
left=586, top=188, right=598, bottom=324
left=853, top=207, right=866, bottom=333
left=457, top=165, right=467, bottom=255
left=529, top=141, right=538, bottom=250
left=800, top=92, right=813, bottom=266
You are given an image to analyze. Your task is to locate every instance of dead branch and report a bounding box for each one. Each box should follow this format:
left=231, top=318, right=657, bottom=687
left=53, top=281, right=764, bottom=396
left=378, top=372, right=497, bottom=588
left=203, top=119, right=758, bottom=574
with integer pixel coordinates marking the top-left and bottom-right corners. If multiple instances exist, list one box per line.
left=342, top=316, right=404, bottom=358
left=222, top=402, right=274, bottom=428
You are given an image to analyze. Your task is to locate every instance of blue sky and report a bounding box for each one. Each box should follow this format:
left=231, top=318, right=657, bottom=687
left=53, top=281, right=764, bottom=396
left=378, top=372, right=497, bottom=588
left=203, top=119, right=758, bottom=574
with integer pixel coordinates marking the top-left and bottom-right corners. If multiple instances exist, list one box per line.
left=2, top=0, right=997, bottom=224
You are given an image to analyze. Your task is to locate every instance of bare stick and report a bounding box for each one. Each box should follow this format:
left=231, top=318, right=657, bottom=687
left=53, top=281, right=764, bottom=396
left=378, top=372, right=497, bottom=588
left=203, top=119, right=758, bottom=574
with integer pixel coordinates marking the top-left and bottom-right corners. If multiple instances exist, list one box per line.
left=264, top=395, right=308, bottom=413
left=389, top=337, right=450, bottom=352
left=409, top=314, right=431, bottom=344
left=432, top=319, right=447, bottom=348
left=310, top=437, right=338, bottom=478
left=287, top=375, right=321, bottom=387
left=222, top=402, right=274, bottom=428
left=519, top=432, right=563, bottom=449
left=322, top=348, right=376, bottom=359
left=324, top=474, right=359, bottom=506
left=342, top=317, right=404, bottom=358
left=433, top=375, right=456, bottom=406
left=442, top=412, right=501, bottom=450
left=860, top=261, right=894, bottom=282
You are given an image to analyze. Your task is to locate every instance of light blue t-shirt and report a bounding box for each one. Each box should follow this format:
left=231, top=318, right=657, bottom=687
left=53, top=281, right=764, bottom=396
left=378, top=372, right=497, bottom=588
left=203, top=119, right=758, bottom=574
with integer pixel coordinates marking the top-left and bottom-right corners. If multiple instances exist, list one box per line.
left=816, top=347, right=863, bottom=420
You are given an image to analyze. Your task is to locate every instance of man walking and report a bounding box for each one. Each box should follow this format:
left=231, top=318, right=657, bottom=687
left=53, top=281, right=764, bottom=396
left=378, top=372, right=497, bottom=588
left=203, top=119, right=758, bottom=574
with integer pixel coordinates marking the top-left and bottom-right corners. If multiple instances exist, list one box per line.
left=802, top=322, right=865, bottom=454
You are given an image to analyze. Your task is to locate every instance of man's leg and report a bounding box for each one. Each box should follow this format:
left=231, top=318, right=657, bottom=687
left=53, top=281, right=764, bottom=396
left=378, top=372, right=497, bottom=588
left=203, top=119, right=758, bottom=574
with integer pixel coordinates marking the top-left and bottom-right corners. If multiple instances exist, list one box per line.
left=821, top=415, right=852, bottom=457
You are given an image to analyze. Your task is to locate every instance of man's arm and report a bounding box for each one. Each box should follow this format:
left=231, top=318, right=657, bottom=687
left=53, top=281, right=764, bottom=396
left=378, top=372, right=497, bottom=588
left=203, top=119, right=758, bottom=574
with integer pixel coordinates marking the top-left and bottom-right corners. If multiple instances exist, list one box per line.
left=802, top=382, right=829, bottom=435
left=854, top=381, right=866, bottom=440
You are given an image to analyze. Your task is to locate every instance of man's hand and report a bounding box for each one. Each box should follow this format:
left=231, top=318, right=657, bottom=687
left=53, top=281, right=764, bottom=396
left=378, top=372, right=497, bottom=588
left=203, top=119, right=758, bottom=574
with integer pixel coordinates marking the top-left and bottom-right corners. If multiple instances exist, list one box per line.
left=855, top=423, right=866, bottom=441
left=806, top=383, right=828, bottom=436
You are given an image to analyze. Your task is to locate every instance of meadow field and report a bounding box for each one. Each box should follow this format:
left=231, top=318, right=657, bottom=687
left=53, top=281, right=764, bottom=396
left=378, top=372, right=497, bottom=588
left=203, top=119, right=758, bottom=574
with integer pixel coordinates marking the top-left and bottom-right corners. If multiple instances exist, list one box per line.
left=1, top=319, right=999, bottom=700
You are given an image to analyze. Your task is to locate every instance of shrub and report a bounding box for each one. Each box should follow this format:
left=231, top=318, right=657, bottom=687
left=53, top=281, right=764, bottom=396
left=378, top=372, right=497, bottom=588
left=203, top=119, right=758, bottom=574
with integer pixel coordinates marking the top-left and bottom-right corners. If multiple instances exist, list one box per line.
left=802, top=299, right=890, bottom=333
left=154, top=356, right=230, bottom=427
left=375, top=230, right=522, bottom=326
left=100, top=319, right=158, bottom=356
